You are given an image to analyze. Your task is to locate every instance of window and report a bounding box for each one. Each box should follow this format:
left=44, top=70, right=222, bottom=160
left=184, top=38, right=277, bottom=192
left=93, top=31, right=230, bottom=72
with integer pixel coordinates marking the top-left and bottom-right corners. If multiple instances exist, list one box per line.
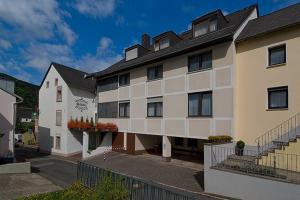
left=98, top=102, right=118, bottom=118
left=154, top=38, right=170, bottom=51
left=194, top=19, right=218, bottom=37
left=188, top=91, right=212, bottom=117
left=56, top=86, right=62, bottom=102
left=119, top=102, right=130, bottom=117
left=268, top=86, right=288, bottom=109
left=55, top=136, right=61, bottom=150
left=55, top=78, right=58, bottom=86
left=268, top=44, right=286, bottom=66
left=188, top=51, right=212, bottom=72
left=46, top=81, right=49, bottom=88
left=174, top=137, right=184, bottom=146
left=119, top=73, right=130, bottom=86
left=147, top=97, right=163, bottom=117
left=56, top=110, right=62, bottom=126
left=147, top=65, right=163, bottom=81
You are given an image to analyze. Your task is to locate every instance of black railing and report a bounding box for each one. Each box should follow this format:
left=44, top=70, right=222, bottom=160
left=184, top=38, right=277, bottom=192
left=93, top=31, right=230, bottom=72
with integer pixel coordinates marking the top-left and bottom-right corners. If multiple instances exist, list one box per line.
left=77, top=162, right=202, bottom=200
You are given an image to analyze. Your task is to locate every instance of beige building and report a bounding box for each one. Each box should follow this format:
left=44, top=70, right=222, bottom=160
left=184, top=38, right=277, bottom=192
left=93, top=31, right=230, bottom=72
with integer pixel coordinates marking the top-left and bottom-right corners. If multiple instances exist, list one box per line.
left=235, top=3, right=300, bottom=147
left=87, top=5, right=258, bottom=160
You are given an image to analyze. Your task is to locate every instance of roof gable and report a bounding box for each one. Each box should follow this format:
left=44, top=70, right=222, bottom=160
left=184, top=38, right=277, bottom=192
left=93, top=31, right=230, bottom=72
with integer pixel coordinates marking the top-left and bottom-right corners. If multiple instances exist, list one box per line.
left=237, top=2, right=300, bottom=42
left=40, top=63, right=95, bottom=93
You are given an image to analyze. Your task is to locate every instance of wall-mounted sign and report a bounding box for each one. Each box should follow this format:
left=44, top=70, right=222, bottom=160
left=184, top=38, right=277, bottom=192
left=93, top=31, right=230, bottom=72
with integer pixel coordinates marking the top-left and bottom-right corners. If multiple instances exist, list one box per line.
left=75, top=98, right=88, bottom=112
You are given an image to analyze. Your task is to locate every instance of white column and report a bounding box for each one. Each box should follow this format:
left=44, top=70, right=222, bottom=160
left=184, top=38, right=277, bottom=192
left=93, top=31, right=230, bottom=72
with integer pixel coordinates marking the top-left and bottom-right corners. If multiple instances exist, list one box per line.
left=82, top=131, right=89, bottom=159
left=162, top=135, right=171, bottom=162
left=124, top=132, right=127, bottom=151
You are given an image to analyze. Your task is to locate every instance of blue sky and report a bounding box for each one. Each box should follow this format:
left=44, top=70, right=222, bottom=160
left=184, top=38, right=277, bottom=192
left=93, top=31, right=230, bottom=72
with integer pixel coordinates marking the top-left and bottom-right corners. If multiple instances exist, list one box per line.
left=0, top=0, right=299, bottom=85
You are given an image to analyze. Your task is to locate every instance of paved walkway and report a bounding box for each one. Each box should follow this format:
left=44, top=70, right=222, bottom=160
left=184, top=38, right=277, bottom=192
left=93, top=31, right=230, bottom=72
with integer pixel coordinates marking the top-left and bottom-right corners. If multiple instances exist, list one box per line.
left=84, top=152, right=205, bottom=194
left=0, top=173, right=61, bottom=200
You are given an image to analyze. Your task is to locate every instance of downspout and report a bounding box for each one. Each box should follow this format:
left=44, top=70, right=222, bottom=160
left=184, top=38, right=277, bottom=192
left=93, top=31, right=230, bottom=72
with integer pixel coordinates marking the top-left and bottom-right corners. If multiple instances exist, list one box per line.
left=12, top=96, right=23, bottom=160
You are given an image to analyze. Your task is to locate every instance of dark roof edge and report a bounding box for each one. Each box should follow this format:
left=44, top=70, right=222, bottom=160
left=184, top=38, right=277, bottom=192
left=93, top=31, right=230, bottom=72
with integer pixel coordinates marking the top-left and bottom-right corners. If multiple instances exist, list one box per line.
left=236, top=21, right=300, bottom=43
left=87, top=34, right=233, bottom=80
left=39, top=62, right=89, bottom=89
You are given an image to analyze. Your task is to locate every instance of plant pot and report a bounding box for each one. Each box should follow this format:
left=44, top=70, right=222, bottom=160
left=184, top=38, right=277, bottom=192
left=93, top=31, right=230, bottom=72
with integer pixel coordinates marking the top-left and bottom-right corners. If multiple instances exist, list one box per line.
left=235, top=147, right=244, bottom=156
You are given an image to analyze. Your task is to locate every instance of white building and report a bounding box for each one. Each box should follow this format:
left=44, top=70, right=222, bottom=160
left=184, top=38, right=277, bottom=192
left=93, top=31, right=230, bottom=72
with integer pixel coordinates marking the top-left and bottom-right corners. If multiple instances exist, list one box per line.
left=0, top=78, right=22, bottom=161
left=38, top=63, right=95, bottom=157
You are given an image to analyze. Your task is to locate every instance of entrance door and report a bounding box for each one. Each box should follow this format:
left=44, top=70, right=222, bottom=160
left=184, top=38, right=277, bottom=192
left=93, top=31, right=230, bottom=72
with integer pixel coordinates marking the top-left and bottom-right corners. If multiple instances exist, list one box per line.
left=112, top=132, right=124, bottom=152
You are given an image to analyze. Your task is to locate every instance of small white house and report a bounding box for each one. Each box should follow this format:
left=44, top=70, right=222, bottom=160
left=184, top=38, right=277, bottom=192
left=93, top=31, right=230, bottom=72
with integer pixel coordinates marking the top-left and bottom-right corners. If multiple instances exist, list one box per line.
left=38, top=63, right=95, bottom=157
left=0, top=79, right=22, bottom=160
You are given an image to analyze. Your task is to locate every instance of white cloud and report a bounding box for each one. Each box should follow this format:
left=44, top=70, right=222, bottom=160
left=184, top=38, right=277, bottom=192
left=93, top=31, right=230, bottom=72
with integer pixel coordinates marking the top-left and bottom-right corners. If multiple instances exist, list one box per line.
left=0, top=38, right=12, bottom=49
left=0, top=0, right=76, bottom=45
left=23, top=43, right=74, bottom=70
left=22, top=37, right=122, bottom=73
left=97, top=37, right=113, bottom=52
left=74, top=0, right=116, bottom=18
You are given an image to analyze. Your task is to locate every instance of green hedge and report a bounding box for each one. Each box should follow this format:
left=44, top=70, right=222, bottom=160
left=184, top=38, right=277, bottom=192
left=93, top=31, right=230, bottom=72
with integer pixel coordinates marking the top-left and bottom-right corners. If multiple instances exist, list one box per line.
left=208, top=135, right=232, bottom=144
left=19, top=174, right=128, bottom=200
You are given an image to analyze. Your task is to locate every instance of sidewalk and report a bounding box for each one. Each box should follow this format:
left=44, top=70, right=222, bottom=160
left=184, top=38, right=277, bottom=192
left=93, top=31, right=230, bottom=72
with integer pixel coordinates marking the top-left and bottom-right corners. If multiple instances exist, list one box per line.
left=0, top=173, right=61, bottom=200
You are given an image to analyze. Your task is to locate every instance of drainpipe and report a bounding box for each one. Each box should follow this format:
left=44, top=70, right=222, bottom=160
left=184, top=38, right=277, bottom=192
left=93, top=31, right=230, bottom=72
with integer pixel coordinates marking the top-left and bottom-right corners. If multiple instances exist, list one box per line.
left=12, top=96, right=23, bottom=160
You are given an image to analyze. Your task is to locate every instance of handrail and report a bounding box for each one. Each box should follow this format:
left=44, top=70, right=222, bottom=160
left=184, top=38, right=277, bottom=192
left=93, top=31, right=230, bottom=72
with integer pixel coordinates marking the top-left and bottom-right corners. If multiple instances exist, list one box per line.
left=255, top=113, right=300, bottom=155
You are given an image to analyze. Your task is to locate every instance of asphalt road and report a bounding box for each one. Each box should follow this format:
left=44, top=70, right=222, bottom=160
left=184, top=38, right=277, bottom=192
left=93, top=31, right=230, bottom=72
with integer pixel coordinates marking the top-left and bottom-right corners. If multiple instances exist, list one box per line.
left=30, top=157, right=77, bottom=188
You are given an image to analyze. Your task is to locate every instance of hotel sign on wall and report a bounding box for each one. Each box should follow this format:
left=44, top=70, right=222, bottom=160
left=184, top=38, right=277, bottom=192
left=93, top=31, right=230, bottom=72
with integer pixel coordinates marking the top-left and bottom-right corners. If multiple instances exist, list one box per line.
left=75, top=98, right=88, bottom=112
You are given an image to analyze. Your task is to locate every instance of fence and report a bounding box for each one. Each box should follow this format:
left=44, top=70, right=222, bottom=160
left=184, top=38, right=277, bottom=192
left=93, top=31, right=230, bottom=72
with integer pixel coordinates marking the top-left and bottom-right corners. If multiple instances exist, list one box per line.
left=255, top=112, right=300, bottom=155
left=211, top=145, right=300, bottom=184
left=77, top=162, right=201, bottom=200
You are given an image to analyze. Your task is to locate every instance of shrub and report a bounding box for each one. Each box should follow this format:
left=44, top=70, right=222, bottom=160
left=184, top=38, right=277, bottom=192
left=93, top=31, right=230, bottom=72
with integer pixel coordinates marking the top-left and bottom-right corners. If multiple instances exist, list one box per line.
left=208, top=135, right=232, bottom=143
left=236, top=140, right=245, bottom=149
left=95, top=172, right=128, bottom=200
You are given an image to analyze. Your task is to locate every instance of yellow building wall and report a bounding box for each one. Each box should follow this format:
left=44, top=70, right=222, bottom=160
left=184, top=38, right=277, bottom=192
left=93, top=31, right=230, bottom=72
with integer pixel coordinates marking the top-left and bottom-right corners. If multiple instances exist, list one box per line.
left=236, top=25, right=300, bottom=145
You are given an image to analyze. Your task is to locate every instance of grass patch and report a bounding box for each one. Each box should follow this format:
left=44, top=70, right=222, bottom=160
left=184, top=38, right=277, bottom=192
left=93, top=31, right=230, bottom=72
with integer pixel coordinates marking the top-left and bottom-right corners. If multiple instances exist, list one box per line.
left=19, top=174, right=128, bottom=200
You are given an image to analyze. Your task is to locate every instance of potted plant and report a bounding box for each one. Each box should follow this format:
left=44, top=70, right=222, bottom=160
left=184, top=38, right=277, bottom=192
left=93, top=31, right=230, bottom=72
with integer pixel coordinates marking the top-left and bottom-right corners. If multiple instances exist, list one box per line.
left=235, top=140, right=245, bottom=156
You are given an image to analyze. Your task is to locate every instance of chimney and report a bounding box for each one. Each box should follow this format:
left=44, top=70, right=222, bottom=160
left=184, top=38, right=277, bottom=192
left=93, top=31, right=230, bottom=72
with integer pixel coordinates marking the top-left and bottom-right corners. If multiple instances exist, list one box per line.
left=141, top=33, right=150, bottom=49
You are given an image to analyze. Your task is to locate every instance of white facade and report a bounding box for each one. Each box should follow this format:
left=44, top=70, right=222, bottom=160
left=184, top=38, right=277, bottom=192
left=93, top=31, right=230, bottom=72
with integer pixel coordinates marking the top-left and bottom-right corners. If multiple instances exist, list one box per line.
left=0, top=88, right=16, bottom=157
left=38, top=64, right=95, bottom=156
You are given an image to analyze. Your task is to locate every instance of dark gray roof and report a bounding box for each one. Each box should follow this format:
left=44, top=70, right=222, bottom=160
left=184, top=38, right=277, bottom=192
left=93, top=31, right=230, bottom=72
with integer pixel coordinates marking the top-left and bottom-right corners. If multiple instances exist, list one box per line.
left=88, top=4, right=257, bottom=79
left=237, top=2, right=300, bottom=42
left=40, top=63, right=95, bottom=93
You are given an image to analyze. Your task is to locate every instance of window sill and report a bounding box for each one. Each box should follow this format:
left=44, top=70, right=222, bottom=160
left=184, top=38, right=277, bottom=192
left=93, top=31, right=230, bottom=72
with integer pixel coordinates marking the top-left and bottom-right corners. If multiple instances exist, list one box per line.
left=118, top=116, right=130, bottom=119
left=187, top=68, right=212, bottom=75
left=118, top=84, right=130, bottom=88
left=147, top=78, right=163, bottom=82
left=266, top=108, right=288, bottom=111
left=187, top=116, right=213, bottom=119
left=56, top=100, right=62, bottom=102
left=267, top=63, right=286, bottom=69
left=146, top=116, right=163, bottom=118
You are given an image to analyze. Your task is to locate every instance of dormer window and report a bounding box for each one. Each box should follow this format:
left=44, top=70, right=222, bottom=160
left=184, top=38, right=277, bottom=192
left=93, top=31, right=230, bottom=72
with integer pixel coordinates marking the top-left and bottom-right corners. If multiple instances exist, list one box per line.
left=194, top=19, right=218, bottom=37
left=125, top=47, right=138, bottom=61
left=154, top=38, right=170, bottom=51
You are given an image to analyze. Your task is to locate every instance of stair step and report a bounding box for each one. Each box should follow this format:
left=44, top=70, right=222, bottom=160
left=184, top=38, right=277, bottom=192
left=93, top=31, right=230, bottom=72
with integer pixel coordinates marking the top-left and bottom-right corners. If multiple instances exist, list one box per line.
left=227, top=155, right=257, bottom=163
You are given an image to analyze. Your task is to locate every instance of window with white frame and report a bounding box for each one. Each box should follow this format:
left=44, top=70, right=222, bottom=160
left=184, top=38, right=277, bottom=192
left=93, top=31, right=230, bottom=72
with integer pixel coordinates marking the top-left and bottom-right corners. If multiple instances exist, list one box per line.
left=147, top=65, right=163, bottom=80
left=119, top=102, right=130, bottom=117
left=55, top=136, right=61, bottom=149
left=119, top=73, right=130, bottom=86
left=268, top=44, right=286, bottom=66
left=147, top=97, right=163, bottom=117
left=268, top=86, right=288, bottom=109
left=56, top=86, right=62, bottom=102
left=154, top=38, right=170, bottom=51
left=194, top=19, right=218, bottom=37
left=56, top=110, right=62, bottom=126
left=188, top=91, right=212, bottom=117
left=188, top=51, right=212, bottom=72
